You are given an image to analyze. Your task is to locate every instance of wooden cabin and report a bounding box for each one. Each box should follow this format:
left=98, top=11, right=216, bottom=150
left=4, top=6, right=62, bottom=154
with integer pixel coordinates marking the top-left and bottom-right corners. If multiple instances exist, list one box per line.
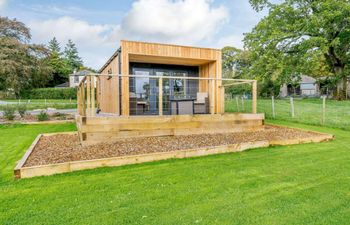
left=76, top=40, right=264, bottom=145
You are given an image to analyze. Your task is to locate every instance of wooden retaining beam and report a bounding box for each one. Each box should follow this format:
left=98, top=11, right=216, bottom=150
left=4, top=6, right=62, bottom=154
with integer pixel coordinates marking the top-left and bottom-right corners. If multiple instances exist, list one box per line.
left=14, top=129, right=334, bottom=179
left=77, top=113, right=265, bottom=145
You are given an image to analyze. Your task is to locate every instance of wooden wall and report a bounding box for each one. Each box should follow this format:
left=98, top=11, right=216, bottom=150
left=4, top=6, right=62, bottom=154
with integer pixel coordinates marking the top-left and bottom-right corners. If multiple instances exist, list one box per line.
left=99, top=54, right=120, bottom=114
left=97, top=40, right=222, bottom=115
left=78, top=113, right=265, bottom=145
left=120, top=40, right=222, bottom=116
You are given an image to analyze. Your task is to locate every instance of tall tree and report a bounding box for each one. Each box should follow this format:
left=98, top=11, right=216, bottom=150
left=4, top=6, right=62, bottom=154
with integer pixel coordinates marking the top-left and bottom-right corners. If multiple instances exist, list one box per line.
left=222, top=46, right=251, bottom=78
left=0, top=17, right=51, bottom=96
left=48, top=37, right=61, bottom=54
left=46, top=37, right=71, bottom=86
left=64, top=39, right=83, bottom=71
left=245, top=0, right=350, bottom=99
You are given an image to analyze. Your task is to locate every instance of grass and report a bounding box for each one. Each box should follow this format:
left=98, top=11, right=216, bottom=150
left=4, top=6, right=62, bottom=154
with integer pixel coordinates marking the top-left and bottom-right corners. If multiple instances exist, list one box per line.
left=1, top=121, right=350, bottom=224
left=3, top=99, right=77, bottom=103
left=0, top=99, right=77, bottom=110
left=226, top=98, right=350, bottom=130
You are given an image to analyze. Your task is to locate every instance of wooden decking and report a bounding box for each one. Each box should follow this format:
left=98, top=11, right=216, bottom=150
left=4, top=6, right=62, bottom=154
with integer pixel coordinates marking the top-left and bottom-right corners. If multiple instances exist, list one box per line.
left=77, top=113, right=265, bottom=145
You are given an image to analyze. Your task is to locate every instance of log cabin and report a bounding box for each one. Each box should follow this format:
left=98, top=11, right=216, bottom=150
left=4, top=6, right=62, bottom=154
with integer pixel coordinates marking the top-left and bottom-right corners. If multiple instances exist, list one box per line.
left=76, top=40, right=264, bottom=145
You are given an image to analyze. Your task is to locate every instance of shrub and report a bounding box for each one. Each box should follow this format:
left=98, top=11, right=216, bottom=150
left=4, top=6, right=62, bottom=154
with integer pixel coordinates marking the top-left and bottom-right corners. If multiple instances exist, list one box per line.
left=17, top=104, right=27, bottom=118
left=20, top=87, right=77, bottom=100
left=3, top=105, right=16, bottom=120
left=37, top=111, right=49, bottom=121
left=53, top=112, right=67, bottom=120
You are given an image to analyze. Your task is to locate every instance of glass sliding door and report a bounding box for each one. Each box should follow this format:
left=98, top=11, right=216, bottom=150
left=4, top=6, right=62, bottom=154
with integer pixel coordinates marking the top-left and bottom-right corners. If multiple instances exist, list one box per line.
left=129, top=63, right=199, bottom=116
left=130, top=69, right=159, bottom=115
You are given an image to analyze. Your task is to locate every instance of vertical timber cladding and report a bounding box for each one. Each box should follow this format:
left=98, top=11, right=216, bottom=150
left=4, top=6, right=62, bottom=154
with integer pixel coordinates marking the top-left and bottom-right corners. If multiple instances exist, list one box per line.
left=99, top=53, right=120, bottom=114
left=120, top=40, right=223, bottom=116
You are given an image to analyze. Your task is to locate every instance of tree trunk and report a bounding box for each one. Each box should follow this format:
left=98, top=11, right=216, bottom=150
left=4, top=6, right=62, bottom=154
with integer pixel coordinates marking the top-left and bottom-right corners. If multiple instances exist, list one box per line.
left=334, top=67, right=347, bottom=100
left=342, top=76, right=348, bottom=100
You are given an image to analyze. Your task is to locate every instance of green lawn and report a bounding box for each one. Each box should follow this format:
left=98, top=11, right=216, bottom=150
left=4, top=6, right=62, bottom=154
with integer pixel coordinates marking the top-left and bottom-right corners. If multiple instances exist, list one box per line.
left=226, top=98, right=350, bottom=130
left=0, top=99, right=77, bottom=110
left=1, top=121, right=350, bottom=224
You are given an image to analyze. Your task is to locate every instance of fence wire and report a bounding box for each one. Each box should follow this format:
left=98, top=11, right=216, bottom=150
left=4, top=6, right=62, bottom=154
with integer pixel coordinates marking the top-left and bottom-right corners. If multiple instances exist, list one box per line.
left=225, top=95, right=350, bottom=130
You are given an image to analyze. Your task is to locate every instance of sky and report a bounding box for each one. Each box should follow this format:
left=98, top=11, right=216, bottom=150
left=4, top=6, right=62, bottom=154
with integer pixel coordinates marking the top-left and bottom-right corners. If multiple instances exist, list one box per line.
left=0, top=0, right=267, bottom=70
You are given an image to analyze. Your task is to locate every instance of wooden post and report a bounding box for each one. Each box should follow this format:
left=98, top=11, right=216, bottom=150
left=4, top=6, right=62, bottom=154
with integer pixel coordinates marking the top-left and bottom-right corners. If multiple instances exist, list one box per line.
left=272, top=96, right=275, bottom=118
left=290, top=97, right=295, bottom=118
left=91, top=75, right=96, bottom=116
left=86, top=76, right=91, bottom=116
left=322, top=96, right=326, bottom=125
left=210, top=79, right=215, bottom=114
left=159, top=77, right=163, bottom=116
left=220, top=86, right=225, bottom=114
left=96, top=76, right=100, bottom=111
left=82, top=82, right=86, bottom=116
left=252, top=80, right=257, bottom=114
left=77, top=87, right=80, bottom=115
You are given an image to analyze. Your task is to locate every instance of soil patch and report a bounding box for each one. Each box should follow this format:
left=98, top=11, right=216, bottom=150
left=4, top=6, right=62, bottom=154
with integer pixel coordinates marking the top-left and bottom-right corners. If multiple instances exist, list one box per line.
left=24, top=125, right=327, bottom=167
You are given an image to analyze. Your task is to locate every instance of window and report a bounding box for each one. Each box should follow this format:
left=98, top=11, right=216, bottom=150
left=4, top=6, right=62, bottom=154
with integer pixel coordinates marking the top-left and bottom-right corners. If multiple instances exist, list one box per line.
left=300, top=83, right=315, bottom=90
left=74, top=75, right=79, bottom=83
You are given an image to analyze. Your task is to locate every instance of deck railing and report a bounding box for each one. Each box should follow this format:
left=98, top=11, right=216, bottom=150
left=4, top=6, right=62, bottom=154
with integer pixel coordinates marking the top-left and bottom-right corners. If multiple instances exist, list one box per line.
left=77, top=74, right=257, bottom=117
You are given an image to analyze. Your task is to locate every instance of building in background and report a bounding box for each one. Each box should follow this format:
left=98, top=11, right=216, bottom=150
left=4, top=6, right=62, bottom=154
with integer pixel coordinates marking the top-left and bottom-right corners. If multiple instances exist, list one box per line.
left=69, top=70, right=94, bottom=87
left=280, top=75, right=319, bottom=97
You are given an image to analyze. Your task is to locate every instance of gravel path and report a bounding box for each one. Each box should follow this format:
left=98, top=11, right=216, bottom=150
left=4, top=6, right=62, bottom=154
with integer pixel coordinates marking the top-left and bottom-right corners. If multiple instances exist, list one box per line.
left=24, top=125, right=322, bottom=167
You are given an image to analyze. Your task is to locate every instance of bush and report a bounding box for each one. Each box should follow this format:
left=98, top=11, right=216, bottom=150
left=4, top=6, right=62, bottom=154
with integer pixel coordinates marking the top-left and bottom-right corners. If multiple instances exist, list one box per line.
left=37, top=111, right=49, bottom=121
left=20, top=87, right=77, bottom=100
left=17, top=104, right=27, bottom=118
left=3, top=105, right=16, bottom=120
left=53, top=112, right=67, bottom=120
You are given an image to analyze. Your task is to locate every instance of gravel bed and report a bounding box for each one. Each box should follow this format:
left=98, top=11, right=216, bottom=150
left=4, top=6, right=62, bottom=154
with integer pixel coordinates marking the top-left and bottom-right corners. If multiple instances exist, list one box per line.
left=24, top=125, right=322, bottom=167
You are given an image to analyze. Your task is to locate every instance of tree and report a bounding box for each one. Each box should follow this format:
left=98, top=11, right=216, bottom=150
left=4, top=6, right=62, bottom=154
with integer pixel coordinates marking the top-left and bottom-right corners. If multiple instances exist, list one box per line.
left=0, top=17, right=52, bottom=96
left=245, top=0, right=350, bottom=99
left=46, top=37, right=72, bottom=86
left=48, top=37, right=61, bottom=54
left=222, top=46, right=251, bottom=78
left=64, top=39, right=83, bottom=71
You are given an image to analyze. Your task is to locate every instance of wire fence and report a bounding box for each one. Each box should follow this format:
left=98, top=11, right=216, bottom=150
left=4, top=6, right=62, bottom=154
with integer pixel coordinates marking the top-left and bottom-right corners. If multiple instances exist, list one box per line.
left=225, top=95, right=350, bottom=130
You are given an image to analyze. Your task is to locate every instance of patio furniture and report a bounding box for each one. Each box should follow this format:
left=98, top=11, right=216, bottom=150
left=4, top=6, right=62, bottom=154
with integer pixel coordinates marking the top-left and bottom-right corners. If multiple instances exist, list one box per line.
left=194, top=92, right=209, bottom=114
left=170, top=98, right=195, bottom=115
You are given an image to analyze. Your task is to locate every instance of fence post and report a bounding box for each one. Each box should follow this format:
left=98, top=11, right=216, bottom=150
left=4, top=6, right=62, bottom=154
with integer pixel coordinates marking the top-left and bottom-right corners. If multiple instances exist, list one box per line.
left=271, top=96, right=275, bottom=118
left=86, top=76, right=91, bottom=116
left=235, top=96, right=240, bottom=112
left=241, top=96, right=245, bottom=112
left=290, top=97, right=295, bottom=118
left=322, top=96, right=326, bottom=125
left=91, top=75, right=96, bottom=116
left=252, top=80, right=257, bottom=114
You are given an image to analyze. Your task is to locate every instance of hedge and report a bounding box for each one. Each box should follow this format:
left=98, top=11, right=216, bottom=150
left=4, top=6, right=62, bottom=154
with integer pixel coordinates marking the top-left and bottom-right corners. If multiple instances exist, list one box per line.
left=20, top=87, right=77, bottom=99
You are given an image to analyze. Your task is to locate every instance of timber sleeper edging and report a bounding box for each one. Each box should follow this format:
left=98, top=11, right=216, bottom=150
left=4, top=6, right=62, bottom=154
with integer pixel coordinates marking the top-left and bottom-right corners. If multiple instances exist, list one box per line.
left=14, top=128, right=334, bottom=179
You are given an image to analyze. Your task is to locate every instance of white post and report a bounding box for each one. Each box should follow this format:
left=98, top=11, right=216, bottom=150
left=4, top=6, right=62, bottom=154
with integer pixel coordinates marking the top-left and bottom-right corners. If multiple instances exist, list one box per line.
left=290, top=97, right=295, bottom=118
left=272, top=96, right=276, bottom=118
left=322, top=96, right=326, bottom=125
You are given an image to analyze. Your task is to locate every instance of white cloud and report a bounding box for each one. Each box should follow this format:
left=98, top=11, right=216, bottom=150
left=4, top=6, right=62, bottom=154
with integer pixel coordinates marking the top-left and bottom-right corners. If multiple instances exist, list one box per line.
left=121, top=0, right=229, bottom=44
left=29, top=17, right=121, bottom=68
left=28, top=0, right=229, bottom=69
left=0, top=0, right=7, bottom=9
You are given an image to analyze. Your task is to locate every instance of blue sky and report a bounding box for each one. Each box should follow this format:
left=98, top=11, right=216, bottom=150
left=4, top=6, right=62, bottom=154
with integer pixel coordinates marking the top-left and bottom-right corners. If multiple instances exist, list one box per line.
left=0, top=0, right=266, bottom=69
